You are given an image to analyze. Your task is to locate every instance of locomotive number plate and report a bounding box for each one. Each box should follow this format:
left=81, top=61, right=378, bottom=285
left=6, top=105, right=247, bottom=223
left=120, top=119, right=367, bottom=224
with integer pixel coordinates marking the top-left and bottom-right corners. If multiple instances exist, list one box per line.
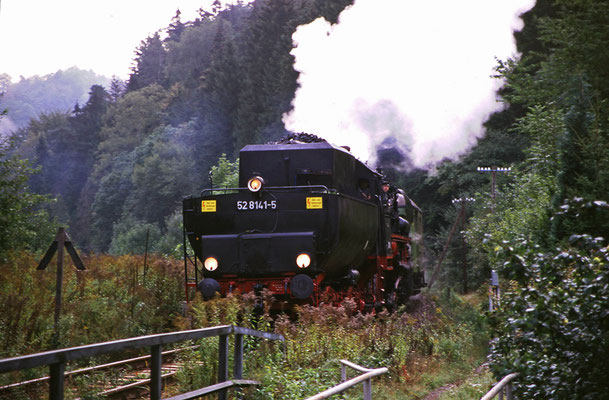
left=236, top=200, right=277, bottom=211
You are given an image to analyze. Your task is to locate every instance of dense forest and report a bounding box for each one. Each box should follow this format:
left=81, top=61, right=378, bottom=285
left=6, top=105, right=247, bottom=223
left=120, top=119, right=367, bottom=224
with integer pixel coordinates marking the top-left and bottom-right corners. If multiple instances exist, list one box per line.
left=2, top=0, right=609, bottom=397
left=0, top=68, right=110, bottom=135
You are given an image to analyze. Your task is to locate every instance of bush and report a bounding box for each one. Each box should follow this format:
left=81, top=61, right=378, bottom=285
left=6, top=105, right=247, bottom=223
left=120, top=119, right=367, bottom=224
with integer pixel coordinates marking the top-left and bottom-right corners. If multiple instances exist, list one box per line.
left=489, top=232, right=609, bottom=399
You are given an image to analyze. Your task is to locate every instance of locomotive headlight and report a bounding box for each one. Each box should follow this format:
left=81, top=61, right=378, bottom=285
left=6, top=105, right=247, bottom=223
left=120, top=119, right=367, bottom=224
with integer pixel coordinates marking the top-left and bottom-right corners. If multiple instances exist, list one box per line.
left=296, top=253, right=311, bottom=269
left=204, top=257, right=219, bottom=271
left=247, top=176, right=264, bottom=192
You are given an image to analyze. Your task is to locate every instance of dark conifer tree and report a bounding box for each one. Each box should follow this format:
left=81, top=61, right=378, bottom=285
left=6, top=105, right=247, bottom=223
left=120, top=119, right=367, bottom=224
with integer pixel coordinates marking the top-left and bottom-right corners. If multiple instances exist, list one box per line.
left=71, top=85, right=111, bottom=137
left=233, top=0, right=298, bottom=148
left=312, top=0, right=354, bottom=24
left=30, top=135, right=51, bottom=194
left=166, top=10, right=185, bottom=43
left=201, top=20, right=241, bottom=156
left=127, top=32, right=167, bottom=91
left=109, top=76, right=125, bottom=102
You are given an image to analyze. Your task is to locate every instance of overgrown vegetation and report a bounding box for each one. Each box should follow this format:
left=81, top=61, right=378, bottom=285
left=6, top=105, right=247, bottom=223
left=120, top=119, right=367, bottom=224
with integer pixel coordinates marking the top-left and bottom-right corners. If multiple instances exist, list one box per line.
left=174, top=289, right=488, bottom=399
left=0, top=249, right=487, bottom=399
left=463, top=1, right=609, bottom=397
left=0, top=252, right=183, bottom=391
left=488, top=201, right=609, bottom=399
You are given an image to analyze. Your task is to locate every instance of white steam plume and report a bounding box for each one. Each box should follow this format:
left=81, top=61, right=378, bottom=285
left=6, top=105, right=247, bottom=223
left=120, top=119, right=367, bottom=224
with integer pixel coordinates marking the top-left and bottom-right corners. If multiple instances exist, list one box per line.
left=283, top=0, right=536, bottom=168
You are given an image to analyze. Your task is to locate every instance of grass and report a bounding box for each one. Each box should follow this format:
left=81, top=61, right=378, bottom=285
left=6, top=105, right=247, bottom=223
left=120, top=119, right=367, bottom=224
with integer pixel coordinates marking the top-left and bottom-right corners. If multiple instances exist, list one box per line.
left=436, top=366, right=495, bottom=399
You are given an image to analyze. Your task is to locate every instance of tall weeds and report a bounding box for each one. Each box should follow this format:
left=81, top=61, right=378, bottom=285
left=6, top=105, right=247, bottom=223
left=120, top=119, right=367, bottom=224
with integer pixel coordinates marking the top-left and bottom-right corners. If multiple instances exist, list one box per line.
left=0, top=251, right=184, bottom=387
left=180, top=289, right=487, bottom=399
left=0, top=251, right=486, bottom=398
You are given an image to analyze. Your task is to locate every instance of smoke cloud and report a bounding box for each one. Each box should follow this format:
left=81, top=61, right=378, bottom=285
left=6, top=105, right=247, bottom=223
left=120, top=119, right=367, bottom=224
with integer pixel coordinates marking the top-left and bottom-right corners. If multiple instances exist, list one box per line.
left=283, top=0, right=536, bottom=168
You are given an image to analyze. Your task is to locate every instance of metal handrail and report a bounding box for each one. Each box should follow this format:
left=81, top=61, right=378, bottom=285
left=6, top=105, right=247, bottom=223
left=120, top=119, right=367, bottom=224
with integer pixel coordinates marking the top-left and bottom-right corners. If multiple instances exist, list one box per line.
left=200, top=185, right=332, bottom=196
left=0, top=325, right=284, bottom=400
left=481, top=373, right=519, bottom=400
left=305, top=360, right=388, bottom=400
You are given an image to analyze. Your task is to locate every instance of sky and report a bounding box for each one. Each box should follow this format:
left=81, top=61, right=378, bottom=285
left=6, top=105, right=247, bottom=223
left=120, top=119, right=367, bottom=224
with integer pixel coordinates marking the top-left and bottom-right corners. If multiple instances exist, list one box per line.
left=284, top=0, right=536, bottom=167
left=0, top=0, right=233, bottom=81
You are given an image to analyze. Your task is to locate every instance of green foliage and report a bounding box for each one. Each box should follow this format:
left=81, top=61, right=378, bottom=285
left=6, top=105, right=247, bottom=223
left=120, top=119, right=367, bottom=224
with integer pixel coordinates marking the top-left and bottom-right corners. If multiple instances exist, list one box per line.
left=494, top=0, right=609, bottom=243
left=489, top=229, right=609, bottom=399
left=463, top=0, right=609, bottom=281
left=0, top=137, right=55, bottom=259
left=92, top=122, right=199, bottom=252
left=108, top=219, right=161, bottom=256
left=466, top=169, right=555, bottom=280
left=108, top=210, right=184, bottom=258
left=210, top=153, right=239, bottom=189
left=97, top=84, right=169, bottom=159
left=469, top=4, right=609, bottom=397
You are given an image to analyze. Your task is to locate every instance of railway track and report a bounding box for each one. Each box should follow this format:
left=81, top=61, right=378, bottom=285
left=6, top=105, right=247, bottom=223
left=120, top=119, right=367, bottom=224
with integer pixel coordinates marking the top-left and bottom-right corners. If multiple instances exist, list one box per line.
left=0, top=346, right=198, bottom=399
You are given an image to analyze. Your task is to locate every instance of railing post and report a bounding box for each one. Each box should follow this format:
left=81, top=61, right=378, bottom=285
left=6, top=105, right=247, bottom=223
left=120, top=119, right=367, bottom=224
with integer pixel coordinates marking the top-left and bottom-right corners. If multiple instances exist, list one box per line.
left=233, top=333, right=243, bottom=379
left=499, top=390, right=504, bottom=400
left=341, top=364, right=347, bottom=382
left=506, top=382, right=514, bottom=400
left=218, top=333, right=229, bottom=400
left=49, top=362, right=65, bottom=400
left=363, top=378, right=372, bottom=400
left=233, top=333, right=244, bottom=399
left=150, top=344, right=162, bottom=400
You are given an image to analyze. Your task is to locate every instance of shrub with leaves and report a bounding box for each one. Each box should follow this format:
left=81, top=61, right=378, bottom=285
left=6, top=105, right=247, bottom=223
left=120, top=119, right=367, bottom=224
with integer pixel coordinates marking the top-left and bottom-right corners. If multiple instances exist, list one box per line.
left=0, top=137, right=55, bottom=260
left=489, top=201, right=609, bottom=398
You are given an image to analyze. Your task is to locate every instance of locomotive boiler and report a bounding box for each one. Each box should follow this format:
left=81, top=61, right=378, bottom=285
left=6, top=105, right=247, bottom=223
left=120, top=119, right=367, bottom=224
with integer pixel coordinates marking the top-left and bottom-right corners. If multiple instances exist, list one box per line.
left=182, top=137, right=424, bottom=309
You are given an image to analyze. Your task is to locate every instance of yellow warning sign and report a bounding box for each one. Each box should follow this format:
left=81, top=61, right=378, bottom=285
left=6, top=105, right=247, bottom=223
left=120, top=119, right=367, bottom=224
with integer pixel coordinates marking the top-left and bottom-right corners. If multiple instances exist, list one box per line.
left=201, top=200, right=217, bottom=212
left=306, top=197, right=323, bottom=209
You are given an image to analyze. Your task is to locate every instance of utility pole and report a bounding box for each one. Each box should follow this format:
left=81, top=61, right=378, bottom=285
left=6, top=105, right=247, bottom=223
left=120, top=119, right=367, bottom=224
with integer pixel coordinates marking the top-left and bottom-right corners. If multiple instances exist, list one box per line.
left=452, top=198, right=475, bottom=293
left=428, top=197, right=474, bottom=289
left=477, top=166, right=511, bottom=213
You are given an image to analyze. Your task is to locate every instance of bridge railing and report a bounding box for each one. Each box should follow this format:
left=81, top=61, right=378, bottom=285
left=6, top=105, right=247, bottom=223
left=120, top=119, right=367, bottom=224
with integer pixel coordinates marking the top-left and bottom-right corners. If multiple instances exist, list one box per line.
left=480, top=372, right=519, bottom=400
left=305, top=359, right=388, bottom=400
left=0, top=324, right=284, bottom=400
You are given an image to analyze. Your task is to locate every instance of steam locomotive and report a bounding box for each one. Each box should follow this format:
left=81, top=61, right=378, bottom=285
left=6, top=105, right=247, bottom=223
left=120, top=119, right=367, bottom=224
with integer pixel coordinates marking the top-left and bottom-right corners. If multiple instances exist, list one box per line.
left=182, top=136, right=425, bottom=310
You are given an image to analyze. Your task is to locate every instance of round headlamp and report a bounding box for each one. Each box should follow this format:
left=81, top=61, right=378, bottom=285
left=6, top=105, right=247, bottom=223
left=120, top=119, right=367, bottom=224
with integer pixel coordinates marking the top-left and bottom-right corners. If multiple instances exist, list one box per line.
left=204, top=257, right=219, bottom=272
left=247, top=176, right=264, bottom=192
left=296, top=253, right=311, bottom=269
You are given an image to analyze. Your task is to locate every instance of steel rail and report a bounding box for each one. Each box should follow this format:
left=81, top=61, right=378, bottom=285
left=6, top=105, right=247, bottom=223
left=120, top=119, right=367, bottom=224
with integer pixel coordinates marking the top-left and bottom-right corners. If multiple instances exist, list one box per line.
left=100, top=370, right=178, bottom=396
